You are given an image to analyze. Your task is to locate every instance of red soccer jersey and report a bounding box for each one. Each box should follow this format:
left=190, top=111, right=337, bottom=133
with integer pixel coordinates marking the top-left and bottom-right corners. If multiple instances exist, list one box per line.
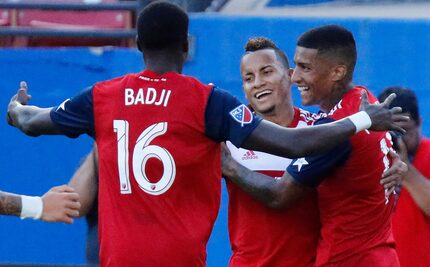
left=227, top=107, right=320, bottom=267
left=88, top=70, right=259, bottom=266
left=392, top=138, right=430, bottom=267
left=315, top=87, right=399, bottom=267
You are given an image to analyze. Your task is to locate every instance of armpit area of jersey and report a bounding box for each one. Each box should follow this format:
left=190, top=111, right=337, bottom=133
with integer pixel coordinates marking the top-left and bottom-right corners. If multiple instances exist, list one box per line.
left=204, top=87, right=262, bottom=146
left=50, top=86, right=95, bottom=138
left=287, top=117, right=352, bottom=187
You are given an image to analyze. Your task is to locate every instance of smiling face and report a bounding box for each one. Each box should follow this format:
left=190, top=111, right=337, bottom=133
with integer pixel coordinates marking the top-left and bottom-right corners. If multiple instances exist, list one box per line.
left=240, top=49, right=293, bottom=117
left=291, top=46, right=346, bottom=112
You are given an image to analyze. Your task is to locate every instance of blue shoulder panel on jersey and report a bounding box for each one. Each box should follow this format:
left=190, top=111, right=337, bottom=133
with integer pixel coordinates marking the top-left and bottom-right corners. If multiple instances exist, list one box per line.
left=287, top=117, right=352, bottom=187
left=50, top=86, right=95, bottom=138
left=205, top=87, right=262, bottom=146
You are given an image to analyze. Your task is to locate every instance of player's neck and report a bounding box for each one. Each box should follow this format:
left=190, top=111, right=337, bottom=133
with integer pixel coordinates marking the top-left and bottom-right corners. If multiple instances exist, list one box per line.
left=143, top=52, right=185, bottom=75
left=259, top=104, right=295, bottom=128
left=320, top=82, right=354, bottom=113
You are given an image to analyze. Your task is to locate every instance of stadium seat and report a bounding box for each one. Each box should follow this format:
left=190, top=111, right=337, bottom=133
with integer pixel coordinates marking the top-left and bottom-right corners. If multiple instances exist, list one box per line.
left=0, top=9, right=11, bottom=26
left=13, top=0, right=133, bottom=47
left=0, top=9, right=14, bottom=46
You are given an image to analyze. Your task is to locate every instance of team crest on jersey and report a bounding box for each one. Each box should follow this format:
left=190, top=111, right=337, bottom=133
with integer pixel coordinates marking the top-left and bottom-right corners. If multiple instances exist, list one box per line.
left=230, top=104, right=253, bottom=127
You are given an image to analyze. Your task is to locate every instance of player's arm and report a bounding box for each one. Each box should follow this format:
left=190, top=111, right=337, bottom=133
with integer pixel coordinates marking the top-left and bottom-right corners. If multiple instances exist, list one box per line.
left=68, top=145, right=98, bottom=217
left=7, top=81, right=94, bottom=138
left=395, top=137, right=430, bottom=217
left=243, top=91, right=406, bottom=158
left=0, top=185, right=80, bottom=223
left=221, top=143, right=307, bottom=209
left=207, top=88, right=408, bottom=159
left=222, top=117, right=353, bottom=208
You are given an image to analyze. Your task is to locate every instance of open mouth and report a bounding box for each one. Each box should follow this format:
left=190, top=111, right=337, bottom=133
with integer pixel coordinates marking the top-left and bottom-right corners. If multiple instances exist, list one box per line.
left=298, top=86, right=309, bottom=92
left=255, top=90, right=272, bottom=99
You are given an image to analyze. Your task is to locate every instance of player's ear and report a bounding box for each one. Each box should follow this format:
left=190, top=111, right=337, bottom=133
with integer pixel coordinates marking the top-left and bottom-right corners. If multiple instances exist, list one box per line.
left=136, top=37, right=142, bottom=52
left=331, top=65, right=347, bottom=81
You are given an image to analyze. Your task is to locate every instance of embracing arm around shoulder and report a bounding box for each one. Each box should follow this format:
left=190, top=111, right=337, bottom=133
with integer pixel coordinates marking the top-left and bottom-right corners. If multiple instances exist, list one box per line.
left=221, top=143, right=307, bottom=209
left=242, top=91, right=408, bottom=159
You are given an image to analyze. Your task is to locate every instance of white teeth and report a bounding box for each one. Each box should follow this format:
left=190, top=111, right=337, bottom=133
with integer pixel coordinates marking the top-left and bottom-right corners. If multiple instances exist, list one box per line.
left=298, top=86, right=309, bottom=92
left=255, top=90, right=272, bottom=99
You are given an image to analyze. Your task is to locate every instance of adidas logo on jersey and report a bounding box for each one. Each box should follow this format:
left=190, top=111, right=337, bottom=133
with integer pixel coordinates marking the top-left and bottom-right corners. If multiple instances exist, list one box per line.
left=242, top=150, right=258, bottom=160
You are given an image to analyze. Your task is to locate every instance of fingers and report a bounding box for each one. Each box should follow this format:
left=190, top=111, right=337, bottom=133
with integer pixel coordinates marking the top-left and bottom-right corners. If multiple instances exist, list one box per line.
left=65, top=207, right=80, bottom=218
left=50, top=185, right=76, bottom=193
left=392, top=114, right=409, bottom=123
left=380, top=177, right=399, bottom=189
left=382, top=93, right=396, bottom=107
left=20, top=81, right=28, bottom=89
left=65, top=199, right=81, bottom=211
left=360, top=90, right=369, bottom=105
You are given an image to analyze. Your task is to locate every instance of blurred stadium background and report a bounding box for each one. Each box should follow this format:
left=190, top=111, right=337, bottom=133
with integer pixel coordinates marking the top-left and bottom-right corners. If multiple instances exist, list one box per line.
left=1, top=0, right=430, bottom=266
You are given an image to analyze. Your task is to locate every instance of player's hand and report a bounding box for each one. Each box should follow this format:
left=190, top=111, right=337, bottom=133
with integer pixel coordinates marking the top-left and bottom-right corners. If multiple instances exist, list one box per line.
left=359, top=90, right=409, bottom=133
left=7, top=81, right=32, bottom=125
left=41, top=185, right=81, bottom=224
left=381, top=150, right=408, bottom=192
left=221, top=142, right=235, bottom=178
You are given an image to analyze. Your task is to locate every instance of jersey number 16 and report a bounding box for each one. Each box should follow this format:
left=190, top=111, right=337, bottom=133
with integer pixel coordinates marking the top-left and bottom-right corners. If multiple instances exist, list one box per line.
left=113, top=120, right=176, bottom=196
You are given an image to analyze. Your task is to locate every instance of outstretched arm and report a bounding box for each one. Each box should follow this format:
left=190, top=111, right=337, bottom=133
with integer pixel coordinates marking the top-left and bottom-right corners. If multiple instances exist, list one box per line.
left=7, top=82, right=60, bottom=136
left=68, top=145, right=98, bottom=217
left=0, top=185, right=80, bottom=223
left=243, top=91, right=408, bottom=158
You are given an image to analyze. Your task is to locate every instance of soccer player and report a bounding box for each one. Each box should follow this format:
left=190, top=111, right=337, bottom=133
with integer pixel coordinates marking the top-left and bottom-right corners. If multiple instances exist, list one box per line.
left=225, top=37, right=320, bottom=267
left=0, top=185, right=80, bottom=223
left=224, top=25, right=405, bottom=267
left=6, top=2, right=406, bottom=266
left=223, top=36, right=406, bottom=267
left=379, top=86, right=430, bottom=267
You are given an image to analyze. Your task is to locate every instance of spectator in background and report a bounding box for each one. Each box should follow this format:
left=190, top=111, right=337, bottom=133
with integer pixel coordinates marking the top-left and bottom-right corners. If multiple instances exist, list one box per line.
left=378, top=86, right=430, bottom=267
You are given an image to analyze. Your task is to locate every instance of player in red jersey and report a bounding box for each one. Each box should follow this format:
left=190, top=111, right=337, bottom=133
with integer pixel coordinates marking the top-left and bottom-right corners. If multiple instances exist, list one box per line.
left=223, top=25, right=407, bottom=267
left=6, top=2, right=406, bottom=266
left=0, top=185, right=80, bottom=223
left=226, top=37, right=320, bottom=267
left=379, top=87, right=430, bottom=267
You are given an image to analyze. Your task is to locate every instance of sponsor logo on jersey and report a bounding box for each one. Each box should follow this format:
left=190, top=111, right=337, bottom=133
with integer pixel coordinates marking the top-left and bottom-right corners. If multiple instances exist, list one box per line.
left=241, top=150, right=258, bottom=160
left=230, top=104, right=253, bottom=127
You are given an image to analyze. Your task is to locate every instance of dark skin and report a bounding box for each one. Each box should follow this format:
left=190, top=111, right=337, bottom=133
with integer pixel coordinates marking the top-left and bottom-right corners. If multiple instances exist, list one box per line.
left=7, top=40, right=408, bottom=160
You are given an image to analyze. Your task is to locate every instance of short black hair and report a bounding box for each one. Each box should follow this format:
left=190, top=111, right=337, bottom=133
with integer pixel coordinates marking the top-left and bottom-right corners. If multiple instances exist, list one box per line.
left=297, top=25, right=356, bottom=79
left=137, top=1, right=188, bottom=50
left=378, top=86, right=420, bottom=123
left=244, top=37, right=290, bottom=69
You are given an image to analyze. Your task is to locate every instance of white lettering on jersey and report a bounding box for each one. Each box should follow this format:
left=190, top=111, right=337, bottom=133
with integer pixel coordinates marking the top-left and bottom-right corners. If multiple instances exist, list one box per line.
left=124, top=87, right=171, bottom=107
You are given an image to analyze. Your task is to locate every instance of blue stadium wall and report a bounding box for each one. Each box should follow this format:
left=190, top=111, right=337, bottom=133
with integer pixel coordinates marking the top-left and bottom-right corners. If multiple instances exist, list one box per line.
left=1, top=15, right=429, bottom=265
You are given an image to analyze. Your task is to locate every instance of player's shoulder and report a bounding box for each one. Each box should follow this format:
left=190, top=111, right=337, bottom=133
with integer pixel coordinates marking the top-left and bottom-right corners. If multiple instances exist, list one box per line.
left=94, top=72, right=138, bottom=90
left=294, top=107, right=319, bottom=126
left=327, top=86, right=373, bottom=118
left=179, top=73, right=214, bottom=92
